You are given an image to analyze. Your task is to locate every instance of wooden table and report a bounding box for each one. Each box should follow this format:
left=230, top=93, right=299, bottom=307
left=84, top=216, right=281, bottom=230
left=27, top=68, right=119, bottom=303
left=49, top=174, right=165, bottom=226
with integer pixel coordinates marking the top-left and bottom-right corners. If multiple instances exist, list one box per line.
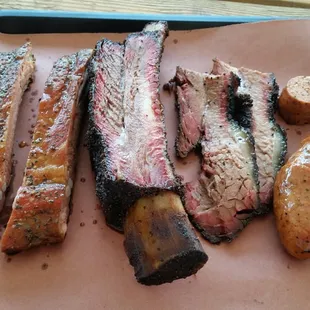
left=1, top=0, right=310, bottom=17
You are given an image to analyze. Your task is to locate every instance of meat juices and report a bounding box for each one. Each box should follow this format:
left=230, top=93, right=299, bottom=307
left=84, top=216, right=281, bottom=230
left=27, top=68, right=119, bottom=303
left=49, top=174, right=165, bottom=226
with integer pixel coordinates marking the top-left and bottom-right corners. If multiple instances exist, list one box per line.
left=0, top=43, right=35, bottom=209
left=212, top=59, right=287, bottom=209
left=88, top=22, right=208, bottom=285
left=1, top=49, right=93, bottom=254
left=177, top=72, right=259, bottom=243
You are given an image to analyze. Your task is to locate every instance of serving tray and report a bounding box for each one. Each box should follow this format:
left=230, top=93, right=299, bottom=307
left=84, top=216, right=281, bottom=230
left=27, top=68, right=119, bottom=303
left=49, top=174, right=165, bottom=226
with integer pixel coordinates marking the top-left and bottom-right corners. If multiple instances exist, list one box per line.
left=0, top=10, right=298, bottom=33
left=0, top=11, right=310, bottom=310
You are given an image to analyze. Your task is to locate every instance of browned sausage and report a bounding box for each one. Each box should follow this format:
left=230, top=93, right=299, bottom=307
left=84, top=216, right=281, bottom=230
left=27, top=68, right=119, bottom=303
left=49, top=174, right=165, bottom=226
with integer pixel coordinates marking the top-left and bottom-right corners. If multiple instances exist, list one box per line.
left=274, top=136, right=310, bottom=259
left=279, top=76, right=310, bottom=125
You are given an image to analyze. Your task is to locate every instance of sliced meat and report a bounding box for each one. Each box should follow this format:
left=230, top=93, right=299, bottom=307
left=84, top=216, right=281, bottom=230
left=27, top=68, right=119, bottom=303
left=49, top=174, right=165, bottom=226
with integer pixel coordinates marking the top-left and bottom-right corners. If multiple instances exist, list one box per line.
left=1, top=49, right=93, bottom=254
left=172, top=67, right=206, bottom=158
left=0, top=43, right=35, bottom=209
left=184, top=72, right=260, bottom=243
left=88, top=22, right=182, bottom=232
left=212, top=59, right=287, bottom=210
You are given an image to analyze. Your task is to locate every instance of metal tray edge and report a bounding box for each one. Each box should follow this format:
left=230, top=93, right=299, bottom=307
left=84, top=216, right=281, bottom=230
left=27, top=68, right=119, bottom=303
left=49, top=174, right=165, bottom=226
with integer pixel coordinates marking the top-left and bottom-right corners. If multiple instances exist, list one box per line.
left=0, top=9, right=306, bottom=34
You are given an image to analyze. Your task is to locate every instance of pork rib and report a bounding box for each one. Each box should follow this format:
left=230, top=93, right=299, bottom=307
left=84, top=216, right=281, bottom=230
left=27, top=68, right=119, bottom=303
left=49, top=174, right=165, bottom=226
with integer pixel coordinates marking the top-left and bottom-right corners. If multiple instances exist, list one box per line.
left=0, top=43, right=35, bottom=209
left=1, top=49, right=92, bottom=254
left=212, top=59, right=287, bottom=209
left=177, top=71, right=260, bottom=243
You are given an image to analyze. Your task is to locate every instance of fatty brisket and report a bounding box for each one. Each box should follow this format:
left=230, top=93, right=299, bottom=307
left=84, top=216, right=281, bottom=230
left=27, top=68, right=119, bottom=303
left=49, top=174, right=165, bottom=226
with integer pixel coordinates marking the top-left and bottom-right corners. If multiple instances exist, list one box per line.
left=212, top=59, right=287, bottom=210
left=172, top=69, right=260, bottom=243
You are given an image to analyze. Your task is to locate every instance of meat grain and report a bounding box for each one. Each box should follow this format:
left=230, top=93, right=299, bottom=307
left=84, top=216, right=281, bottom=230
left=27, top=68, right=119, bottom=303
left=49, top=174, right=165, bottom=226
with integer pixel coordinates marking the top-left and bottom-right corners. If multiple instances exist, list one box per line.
left=182, top=71, right=260, bottom=243
left=212, top=59, right=287, bottom=210
left=173, top=67, right=207, bottom=158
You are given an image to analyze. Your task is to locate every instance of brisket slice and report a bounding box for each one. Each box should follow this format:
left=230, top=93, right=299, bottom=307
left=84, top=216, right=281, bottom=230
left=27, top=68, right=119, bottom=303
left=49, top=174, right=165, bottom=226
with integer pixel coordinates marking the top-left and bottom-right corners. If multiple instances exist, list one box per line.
left=184, top=72, right=260, bottom=243
left=0, top=43, right=35, bottom=210
left=173, top=67, right=206, bottom=158
left=1, top=49, right=92, bottom=254
left=170, top=66, right=253, bottom=158
left=212, top=59, right=287, bottom=210
left=88, top=22, right=182, bottom=232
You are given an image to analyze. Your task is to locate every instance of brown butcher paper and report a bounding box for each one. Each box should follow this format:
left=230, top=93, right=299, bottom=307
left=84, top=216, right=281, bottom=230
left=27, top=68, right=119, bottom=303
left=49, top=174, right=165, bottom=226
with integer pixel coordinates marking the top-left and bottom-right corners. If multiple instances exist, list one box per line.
left=0, top=19, right=309, bottom=309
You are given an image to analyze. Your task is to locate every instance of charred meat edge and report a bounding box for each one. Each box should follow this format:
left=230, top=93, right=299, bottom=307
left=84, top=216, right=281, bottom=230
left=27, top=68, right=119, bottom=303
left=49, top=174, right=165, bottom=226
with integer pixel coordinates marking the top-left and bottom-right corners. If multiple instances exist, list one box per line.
left=211, top=58, right=287, bottom=211
left=183, top=72, right=260, bottom=244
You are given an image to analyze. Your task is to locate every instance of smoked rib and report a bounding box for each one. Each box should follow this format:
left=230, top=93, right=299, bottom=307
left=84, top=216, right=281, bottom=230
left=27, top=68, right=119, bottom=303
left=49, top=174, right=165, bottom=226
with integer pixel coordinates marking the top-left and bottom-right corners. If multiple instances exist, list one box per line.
left=1, top=49, right=93, bottom=254
left=88, top=22, right=208, bottom=285
left=0, top=43, right=35, bottom=209
left=88, top=21, right=182, bottom=231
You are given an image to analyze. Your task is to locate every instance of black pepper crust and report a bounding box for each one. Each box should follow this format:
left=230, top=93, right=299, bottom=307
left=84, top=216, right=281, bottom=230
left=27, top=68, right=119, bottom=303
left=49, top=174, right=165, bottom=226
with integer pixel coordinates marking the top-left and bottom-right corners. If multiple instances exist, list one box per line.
left=270, top=75, right=287, bottom=170
left=127, top=245, right=208, bottom=285
left=235, top=73, right=286, bottom=214
left=227, top=73, right=260, bottom=197
left=87, top=22, right=184, bottom=232
left=234, top=93, right=254, bottom=129
left=261, top=74, right=287, bottom=212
